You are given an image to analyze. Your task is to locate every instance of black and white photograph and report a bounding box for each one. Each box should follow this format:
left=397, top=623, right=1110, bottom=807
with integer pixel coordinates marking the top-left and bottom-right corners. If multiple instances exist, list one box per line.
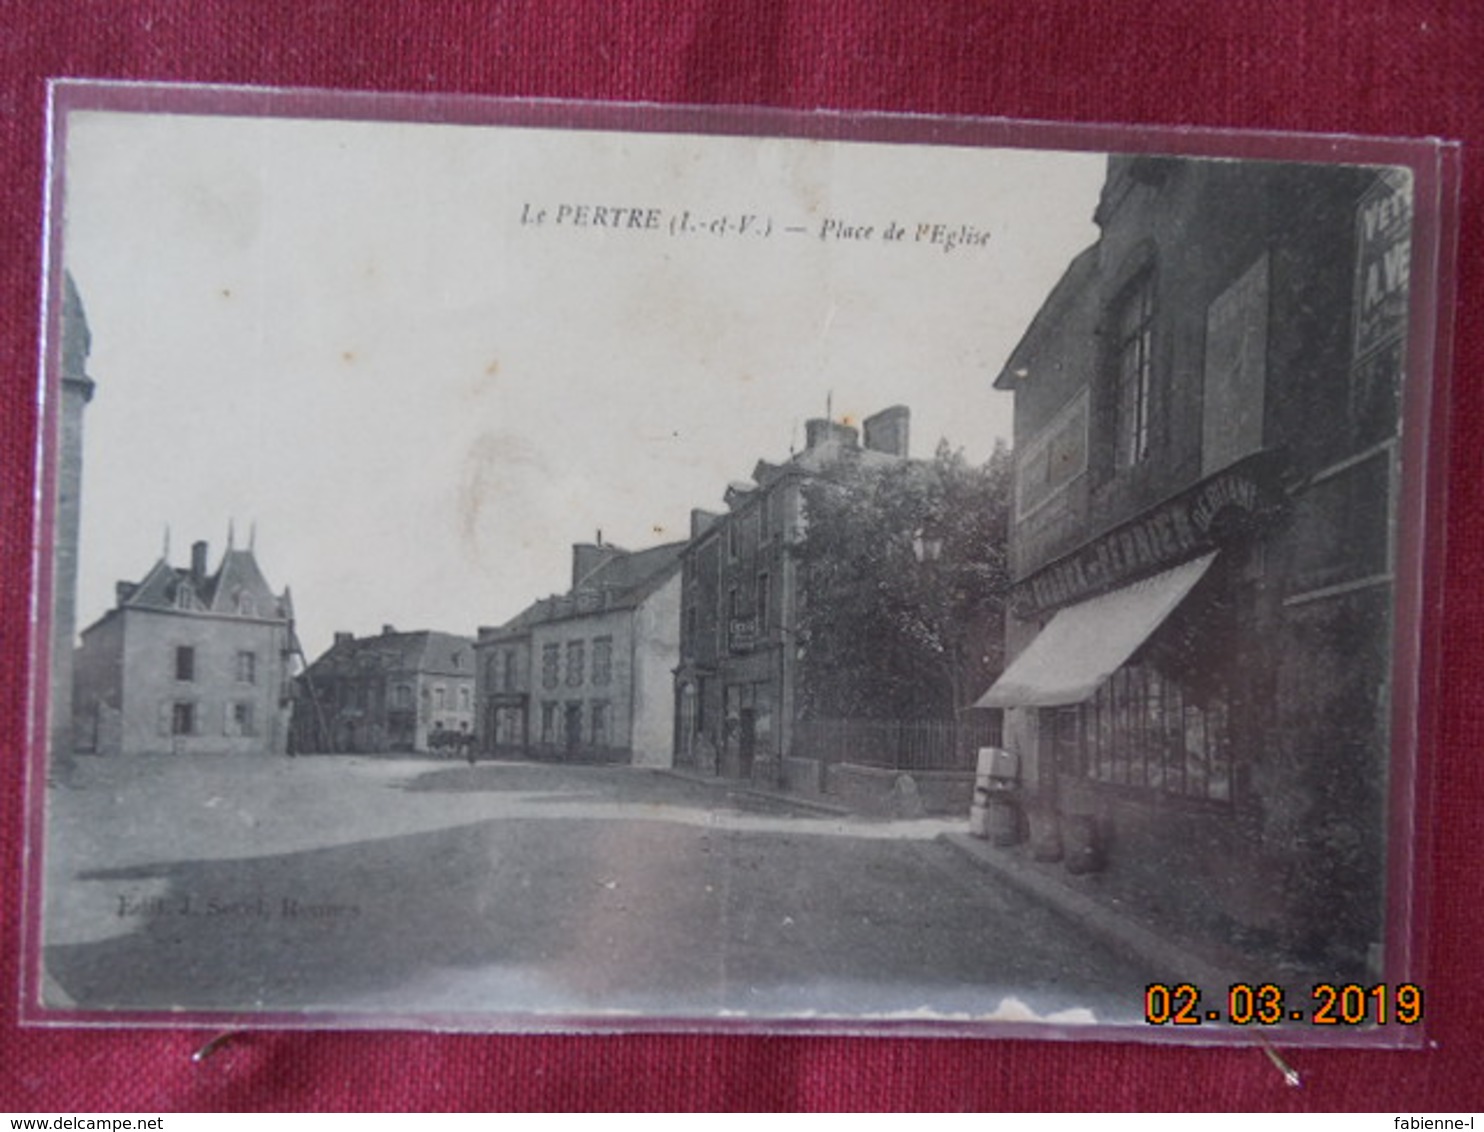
left=25, top=84, right=1444, bottom=1039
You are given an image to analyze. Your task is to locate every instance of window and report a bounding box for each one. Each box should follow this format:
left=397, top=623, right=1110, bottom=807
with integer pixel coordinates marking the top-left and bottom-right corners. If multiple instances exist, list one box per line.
left=434, top=685, right=446, bottom=710
left=175, top=646, right=195, bottom=682
left=229, top=702, right=255, bottom=737
left=1113, top=272, right=1155, bottom=468
left=591, top=701, right=609, bottom=747
left=394, top=684, right=412, bottom=709
left=592, top=637, right=612, bottom=686
left=757, top=572, right=770, bottom=625
left=236, top=650, right=257, bottom=684
left=503, top=650, right=517, bottom=692
left=1053, top=662, right=1231, bottom=802
left=541, top=702, right=557, bottom=744
left=458, top=686, right=470, bottom=711
left=566, top=641, right=585, bottom=687
left=542, top=644, right=560, bottom=689
left=171, top=702, right=195, bottom=735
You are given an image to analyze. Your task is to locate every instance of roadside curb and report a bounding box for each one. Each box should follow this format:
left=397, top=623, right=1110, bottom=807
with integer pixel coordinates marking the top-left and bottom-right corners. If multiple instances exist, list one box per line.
left=939, top=831, right=1242, bottom=991
left=652, top=768, right=853, bottom=817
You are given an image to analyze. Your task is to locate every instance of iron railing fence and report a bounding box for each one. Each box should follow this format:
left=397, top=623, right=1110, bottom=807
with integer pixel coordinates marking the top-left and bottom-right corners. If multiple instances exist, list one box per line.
left=791, top=714, right=1003, bottom=773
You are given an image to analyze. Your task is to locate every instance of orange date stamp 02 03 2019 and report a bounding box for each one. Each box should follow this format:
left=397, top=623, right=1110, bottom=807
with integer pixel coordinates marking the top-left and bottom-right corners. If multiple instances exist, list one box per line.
left=1143, top=982, right=1424, bottom=1026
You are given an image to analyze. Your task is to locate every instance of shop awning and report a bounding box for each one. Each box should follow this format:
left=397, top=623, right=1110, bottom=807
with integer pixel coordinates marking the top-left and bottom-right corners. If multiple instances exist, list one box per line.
left=976, top=552, right=1217, bottom=709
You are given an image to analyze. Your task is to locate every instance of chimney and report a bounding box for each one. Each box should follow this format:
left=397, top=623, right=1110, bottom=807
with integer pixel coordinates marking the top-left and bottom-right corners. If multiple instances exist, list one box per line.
left=191, top=540, right=208, bottom=584
left=690, top=508, right=721, bottom=538
left=804, top=418, right=859, bottom=451
left=334, top=631, right=355, bottom=647
left=863, top=405, right=911, bottom=457
left=572, top=541, right=625, bottom=589
left=382, top=624, right=396, bottom=636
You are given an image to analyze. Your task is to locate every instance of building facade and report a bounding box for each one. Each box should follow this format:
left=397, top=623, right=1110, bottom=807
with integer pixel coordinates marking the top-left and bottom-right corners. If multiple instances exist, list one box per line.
left=980, top=156, right=1411, bottom=977
left=73, top=537, right=295, bottom=756
left=475, top=538, right=684, bottom=765
left=49, top=273, right=95, bottom=763
left=294, top=627, right=476, bottom=753
left=673, top=407, right=911, bottom=781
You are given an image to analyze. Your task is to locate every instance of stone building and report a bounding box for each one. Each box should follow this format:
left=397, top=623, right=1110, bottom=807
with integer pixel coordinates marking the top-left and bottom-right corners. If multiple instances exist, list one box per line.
left=48, top=273, right=95, bottom=764
left=294, top=627, right=476, bottom=753
left=73, top=536, right=295, bottom=756
left=979, top=156, right=1413, bottom=977
left=673, top=407, right=912, bottom=783
left=475, top=538, right=684, bottom=766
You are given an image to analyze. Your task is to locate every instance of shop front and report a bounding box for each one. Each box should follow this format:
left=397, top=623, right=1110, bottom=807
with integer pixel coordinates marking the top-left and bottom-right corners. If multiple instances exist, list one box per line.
left=976, top=453, right=1335, bottom=970
left=482, top=692, right=528, bottom=755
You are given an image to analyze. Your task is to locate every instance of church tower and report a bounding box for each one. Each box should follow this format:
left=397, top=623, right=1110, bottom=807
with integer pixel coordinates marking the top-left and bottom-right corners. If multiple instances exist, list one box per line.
left=50, top=272, right=94, bottom=763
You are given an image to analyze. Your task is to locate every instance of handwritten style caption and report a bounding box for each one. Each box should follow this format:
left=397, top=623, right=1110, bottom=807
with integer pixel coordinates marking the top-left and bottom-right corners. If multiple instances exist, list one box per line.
left=519, top=202, right=991, bottom=254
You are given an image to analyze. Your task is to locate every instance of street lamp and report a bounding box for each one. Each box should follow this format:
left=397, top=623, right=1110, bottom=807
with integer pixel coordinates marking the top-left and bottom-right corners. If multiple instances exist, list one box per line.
left=911, top=514, right=963, bottom=718
left=912, top=520, right=944, bottom=565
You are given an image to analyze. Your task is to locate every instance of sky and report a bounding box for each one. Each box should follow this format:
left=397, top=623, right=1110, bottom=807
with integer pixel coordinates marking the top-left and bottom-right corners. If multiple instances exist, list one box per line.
left=58, top=106, right=1104, bottom=659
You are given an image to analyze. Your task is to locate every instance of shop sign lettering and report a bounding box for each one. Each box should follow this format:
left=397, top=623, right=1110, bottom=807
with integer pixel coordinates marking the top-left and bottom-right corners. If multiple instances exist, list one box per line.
left=1353, top=171, right=1412, bottom=360
left=1015, top=464, right=1272, bottom=615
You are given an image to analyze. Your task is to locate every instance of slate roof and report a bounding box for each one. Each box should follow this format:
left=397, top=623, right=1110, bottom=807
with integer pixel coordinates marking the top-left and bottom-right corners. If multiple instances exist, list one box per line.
left=106, top=544, right=292, bottom=622
left=304, top=629, right=476, bottom=680
left=750, top=438, right=901, bottom=491
left=577, top=540, right=685, bottom=596
left=492, top=540, right=686, bottom=635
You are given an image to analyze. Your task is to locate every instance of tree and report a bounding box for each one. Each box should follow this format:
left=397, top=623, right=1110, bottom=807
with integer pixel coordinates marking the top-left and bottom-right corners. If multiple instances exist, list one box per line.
left=795, top=439, right=1013, bottom=720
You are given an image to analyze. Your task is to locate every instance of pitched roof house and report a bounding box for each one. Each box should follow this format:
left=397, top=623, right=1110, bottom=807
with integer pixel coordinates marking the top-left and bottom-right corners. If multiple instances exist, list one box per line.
left=979, top=156, right=1410, bottom=978
left=475, top=537, right=685, bottom=766
left=73, top=536, right=294, bottom=756
left=294, top=627, right=476, bottom=754
left=673, top=407, right=916, bottom=782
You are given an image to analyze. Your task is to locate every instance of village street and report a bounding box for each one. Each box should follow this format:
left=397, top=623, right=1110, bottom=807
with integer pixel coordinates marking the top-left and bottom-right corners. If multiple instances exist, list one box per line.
left=41, top=755, right=1152, bottom=1027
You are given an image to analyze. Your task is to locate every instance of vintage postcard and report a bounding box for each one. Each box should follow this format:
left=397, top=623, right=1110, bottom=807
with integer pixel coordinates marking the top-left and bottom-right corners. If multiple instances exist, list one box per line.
left=23, top=84, right=1452, bottom=1041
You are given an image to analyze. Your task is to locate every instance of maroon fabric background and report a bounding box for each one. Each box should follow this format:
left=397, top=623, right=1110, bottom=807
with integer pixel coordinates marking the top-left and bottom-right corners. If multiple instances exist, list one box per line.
left=1, top=1, right=1480, bottom=1112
